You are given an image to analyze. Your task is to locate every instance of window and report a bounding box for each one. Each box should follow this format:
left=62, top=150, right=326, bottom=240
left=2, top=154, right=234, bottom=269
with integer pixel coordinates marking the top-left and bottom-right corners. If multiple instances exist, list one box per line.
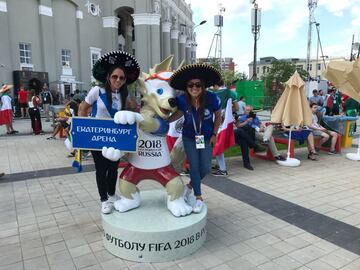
left=90, top=47, right=102, bottom=81
left=91, top=52, right=100, bottom=66
left=19, top=43, right=32, bottom=64
left=317, top=63, right=321, bottom=70
left=256, top=67, right=259, bottom=74
left=307, top=64, right=312, bottom=71
left=61, top=49, right=71, bottom=67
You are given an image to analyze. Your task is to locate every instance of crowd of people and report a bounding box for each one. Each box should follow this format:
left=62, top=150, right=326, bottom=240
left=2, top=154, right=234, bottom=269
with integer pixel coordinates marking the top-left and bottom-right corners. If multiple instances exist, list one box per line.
left=2, top=51, right=360, bottom=216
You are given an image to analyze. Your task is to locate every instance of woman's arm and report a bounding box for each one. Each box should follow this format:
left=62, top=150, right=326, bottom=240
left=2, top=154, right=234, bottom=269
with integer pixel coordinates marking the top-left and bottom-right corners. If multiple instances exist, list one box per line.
left=78, top=101, right=92, bottom=117
left=167, top=110, right=184, bottom=123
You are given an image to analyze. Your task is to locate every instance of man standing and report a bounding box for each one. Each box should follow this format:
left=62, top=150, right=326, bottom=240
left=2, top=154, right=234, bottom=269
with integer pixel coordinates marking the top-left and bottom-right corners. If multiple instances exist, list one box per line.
left=40, top=83, right=53, bottom=122
left=18, top=85, right=28, bottom=118
left=209, top=80, right=238, bottom=176
left=309, top=89, right=322, bottom=106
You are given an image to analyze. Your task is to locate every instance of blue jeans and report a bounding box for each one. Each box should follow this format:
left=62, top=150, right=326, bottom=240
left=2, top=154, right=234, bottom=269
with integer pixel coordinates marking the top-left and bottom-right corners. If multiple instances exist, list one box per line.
left=182, top=136, right=213, bottom=197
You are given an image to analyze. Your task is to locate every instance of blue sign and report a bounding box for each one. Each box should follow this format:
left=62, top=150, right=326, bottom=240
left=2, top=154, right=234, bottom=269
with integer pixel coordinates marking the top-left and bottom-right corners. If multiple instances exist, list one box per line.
left=71, top=117, right=138, bottom=152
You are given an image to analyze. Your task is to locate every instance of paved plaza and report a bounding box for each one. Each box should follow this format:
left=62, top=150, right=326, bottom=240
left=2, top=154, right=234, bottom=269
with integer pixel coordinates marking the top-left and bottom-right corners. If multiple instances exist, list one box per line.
left=1, top=118, right=360, bottom=270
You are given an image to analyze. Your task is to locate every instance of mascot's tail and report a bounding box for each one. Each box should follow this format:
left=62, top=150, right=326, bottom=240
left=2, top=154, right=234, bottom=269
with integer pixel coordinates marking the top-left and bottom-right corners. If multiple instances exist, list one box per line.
left=170, top=137, right=186, bottom=172
left=72, top=149, right=82, bottom=172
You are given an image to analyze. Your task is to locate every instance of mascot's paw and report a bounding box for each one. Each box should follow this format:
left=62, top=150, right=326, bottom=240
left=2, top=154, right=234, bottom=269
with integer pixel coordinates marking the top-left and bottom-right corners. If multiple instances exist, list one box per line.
left=183, top=185, right=197, bottom=207
left=167, top=196, right=193, bottom=217
left=114, top=192, right=141, bottom=212
left=102, top=147, right=124, bottom=161
left=114, top=111, right=144, bottom=125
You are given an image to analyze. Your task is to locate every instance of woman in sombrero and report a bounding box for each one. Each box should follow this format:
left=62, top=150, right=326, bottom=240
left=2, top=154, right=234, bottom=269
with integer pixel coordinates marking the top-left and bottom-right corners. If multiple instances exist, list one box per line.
left=0, top=84, right=18, bottom=135
left=168, top=64, right=222, bottom=213
left=79, top=51, right=140, bottom=214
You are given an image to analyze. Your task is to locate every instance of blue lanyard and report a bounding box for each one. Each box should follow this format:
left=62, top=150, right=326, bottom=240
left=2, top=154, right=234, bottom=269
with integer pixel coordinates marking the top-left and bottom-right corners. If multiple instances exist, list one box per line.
left=191, top=109, right=202, bottom=135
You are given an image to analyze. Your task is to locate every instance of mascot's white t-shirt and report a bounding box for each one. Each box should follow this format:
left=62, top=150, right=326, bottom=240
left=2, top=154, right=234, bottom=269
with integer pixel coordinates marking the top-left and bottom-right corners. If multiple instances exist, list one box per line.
left=129, top=130, right=171, bottom=170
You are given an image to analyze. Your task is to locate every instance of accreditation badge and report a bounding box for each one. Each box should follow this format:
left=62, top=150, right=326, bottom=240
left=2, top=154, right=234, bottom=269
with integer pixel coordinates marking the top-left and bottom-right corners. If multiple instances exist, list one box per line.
left=195, top=135, right=205, bottom=149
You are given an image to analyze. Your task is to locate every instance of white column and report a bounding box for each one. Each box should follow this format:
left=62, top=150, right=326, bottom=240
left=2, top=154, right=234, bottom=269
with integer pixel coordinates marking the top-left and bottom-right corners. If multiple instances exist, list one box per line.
left=171, top=29, right=179, bottom=69
left=162, top=21, right=171, bottom=59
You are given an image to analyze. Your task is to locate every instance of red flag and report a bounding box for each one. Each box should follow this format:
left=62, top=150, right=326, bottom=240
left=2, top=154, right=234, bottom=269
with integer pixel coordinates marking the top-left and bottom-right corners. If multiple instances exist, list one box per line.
left=213, top=99, right=235, bottom=156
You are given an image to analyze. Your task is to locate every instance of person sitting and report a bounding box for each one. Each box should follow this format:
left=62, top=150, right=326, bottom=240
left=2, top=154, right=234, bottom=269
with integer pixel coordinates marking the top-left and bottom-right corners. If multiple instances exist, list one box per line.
left=281, top=124, right=317, bottom=161
left=47, top=100, right=78, bottom=140
left=238, top=106, right=286, bottom=162
left=309, top=103, right=338, bottom=154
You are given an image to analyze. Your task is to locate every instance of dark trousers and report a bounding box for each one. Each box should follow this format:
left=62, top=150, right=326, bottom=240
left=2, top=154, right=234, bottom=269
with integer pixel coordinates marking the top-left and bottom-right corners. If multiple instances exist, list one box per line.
left=28, top=108, right=42, bottom=132
left=91, top=151, right=119, bottom=202
left=234, top=128, right=256, bottom=165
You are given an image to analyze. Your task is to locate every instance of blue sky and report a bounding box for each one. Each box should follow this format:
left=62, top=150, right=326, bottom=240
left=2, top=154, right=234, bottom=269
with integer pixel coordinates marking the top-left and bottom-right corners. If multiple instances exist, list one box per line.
left=186, top=0, right=360, bottom=75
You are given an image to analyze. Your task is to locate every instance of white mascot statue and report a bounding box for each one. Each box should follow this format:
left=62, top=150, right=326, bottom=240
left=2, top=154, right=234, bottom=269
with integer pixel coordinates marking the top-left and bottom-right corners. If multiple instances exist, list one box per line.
left=102, top=56, right=193, bottom=217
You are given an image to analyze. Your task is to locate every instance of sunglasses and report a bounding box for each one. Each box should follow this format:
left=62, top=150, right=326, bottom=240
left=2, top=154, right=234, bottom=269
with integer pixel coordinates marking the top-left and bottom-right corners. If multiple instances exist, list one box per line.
left=187, top=82, right=203, bottom=89
left=110, top=75, right=126, bottom=81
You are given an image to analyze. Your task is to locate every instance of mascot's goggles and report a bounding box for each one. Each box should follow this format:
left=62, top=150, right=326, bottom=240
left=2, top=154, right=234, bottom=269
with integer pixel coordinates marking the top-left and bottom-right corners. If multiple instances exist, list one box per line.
left=145, top=71, right=173, bottom=82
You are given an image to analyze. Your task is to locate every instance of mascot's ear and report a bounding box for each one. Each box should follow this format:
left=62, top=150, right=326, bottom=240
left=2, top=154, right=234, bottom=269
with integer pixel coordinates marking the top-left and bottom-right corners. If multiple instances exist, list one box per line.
left=137, top=72, right=148, bottom=96
left=177, top=59, right=186, bottom=70
left=150, top=55, right=174, bottom=74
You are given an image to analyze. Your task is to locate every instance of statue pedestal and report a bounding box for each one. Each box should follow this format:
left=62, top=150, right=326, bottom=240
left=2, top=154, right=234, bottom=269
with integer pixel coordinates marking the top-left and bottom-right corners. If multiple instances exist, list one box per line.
left=102, top=190, right=207, bottom=262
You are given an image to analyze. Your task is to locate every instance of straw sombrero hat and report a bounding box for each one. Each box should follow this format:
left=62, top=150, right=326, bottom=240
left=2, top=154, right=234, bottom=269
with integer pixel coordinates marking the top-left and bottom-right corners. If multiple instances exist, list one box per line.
left=92, top=51, right=140, bottom=84
left=0, top=84, right=13, bottom=93
left=169, top=64, right=221, bottom=91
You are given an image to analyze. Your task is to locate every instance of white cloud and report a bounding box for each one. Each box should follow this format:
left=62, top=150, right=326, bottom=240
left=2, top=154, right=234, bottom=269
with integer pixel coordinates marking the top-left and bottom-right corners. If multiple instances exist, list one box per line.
left=318, top=0, right=352, bottom=16
left=185, top=0, right=250, bottom=21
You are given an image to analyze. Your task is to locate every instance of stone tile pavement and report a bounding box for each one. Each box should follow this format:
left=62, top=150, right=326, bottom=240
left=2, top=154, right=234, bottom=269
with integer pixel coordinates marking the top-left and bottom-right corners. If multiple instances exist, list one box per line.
left=0, top=118, right=360, bottom=269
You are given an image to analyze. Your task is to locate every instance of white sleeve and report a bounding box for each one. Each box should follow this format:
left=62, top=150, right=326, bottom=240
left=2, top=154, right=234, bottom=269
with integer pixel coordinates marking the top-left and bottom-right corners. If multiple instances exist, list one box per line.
left=85, top=86, right=100, bottom=105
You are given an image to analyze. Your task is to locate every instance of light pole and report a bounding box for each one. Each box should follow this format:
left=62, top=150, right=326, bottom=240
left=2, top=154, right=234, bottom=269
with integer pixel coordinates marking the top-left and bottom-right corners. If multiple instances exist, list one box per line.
left=306, top=0, right=317, bottom=79
left=190, top=20, right=207, bottom=63
left=251, top=0, right=261, bottom=80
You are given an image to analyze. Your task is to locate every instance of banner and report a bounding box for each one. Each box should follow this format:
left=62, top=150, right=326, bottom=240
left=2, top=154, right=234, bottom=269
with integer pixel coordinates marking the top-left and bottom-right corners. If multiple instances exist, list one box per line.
left=71, top=117, right=138, bottom=152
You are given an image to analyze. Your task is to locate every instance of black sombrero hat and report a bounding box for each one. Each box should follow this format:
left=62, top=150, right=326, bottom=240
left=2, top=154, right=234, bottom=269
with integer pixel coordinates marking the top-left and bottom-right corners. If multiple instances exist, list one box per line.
left=169, top=63, right=222, bottom=91
left=92, top=51, right=140, bottom=84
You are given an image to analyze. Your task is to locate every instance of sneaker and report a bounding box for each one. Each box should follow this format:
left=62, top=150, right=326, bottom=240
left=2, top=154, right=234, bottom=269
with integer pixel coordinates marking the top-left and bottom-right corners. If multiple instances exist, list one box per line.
left=107, top=194, right=120, bottom=204
left=212, top=169, right=228, bottom=176
left=101, top=201, right=113, bottom=214
left=46, top=136, right=56, bottom=140
left=328, top=150, right=337, bottom=155
left=180, top=169, right=190, bottom=176
left=211, top=164, right=219, bottom=171
left=275, top=155, right=286, bottom=161
left=193, top=199, right=204, bottom=213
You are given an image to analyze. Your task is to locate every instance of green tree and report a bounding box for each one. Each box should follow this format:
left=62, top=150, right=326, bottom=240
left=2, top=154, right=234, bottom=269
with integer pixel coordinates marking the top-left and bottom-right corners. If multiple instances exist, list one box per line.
left=221, top=70, right=248, bottom=87
left=262, top=60, right=308, bottom=109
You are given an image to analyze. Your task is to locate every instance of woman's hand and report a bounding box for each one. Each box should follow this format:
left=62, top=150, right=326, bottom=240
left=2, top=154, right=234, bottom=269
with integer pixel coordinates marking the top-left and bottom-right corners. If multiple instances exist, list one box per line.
left=210, top=134, right=217, bottom=147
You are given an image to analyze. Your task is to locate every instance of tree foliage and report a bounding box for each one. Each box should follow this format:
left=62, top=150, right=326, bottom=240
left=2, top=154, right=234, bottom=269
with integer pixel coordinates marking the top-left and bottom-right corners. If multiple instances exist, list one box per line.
left=262, top=60, right=309, bottom=109
left=207, top=58, right=248, bottom=87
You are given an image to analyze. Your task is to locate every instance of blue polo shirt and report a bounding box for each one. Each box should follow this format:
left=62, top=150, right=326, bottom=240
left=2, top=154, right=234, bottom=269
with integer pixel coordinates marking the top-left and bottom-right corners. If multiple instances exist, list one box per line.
left=176, top=91, right=221, bottom=140
left=239, top=114, right=261, bottom=129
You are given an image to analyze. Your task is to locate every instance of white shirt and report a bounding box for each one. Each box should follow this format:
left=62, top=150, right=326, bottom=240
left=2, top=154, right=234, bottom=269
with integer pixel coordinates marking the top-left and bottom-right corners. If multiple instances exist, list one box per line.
left=237, top=100, right=246, bottom=115
left=85, top=86, right=122, bottom=118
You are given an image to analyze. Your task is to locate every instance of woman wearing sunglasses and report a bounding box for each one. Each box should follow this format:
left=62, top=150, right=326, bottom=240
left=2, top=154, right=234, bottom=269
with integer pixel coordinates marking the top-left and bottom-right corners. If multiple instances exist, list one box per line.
left=168, top=64, right=222, bottom=213
left=79, top=51, right=140, bottom=214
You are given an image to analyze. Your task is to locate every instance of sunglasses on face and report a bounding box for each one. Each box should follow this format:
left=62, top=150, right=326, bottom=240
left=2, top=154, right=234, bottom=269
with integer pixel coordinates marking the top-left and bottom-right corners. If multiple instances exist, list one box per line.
left=187, top=82, right=203, bottom=89
left=110, top=75, right=126, bottom=81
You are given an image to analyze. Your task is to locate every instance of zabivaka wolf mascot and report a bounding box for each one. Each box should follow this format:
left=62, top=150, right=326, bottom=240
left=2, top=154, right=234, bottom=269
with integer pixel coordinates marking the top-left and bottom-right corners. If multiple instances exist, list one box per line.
left=102, top=56, right=193, bottom=217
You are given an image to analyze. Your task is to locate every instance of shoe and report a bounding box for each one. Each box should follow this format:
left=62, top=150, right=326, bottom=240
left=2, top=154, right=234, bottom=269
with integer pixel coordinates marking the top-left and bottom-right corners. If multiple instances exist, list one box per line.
left=193, top=199, right=204, bottom=213
left=328, top=150, right=337, bottom=155
left=101, top=201, right=113, bottom=214
left=275, top=155, right=286, bottom=161
left=212, top=169, right=228, bottom=176
left=308, top=153, right=317, bottom=161
left=211, top=165, right=219, bottom=171
left=107, top=194, right=120, bottom=204
left=40, top=131, right=45, bottom=135
left=12, top=130, right=19, bottom=134
left=263, top=138, right=269, bottom=144
left=180, top=169, right=190, bottom=176
left=244, top=163, right=254, bottom=171
left=0, top=172, right=4, bottom=178
left=46, top=136, right=56, bottom=140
